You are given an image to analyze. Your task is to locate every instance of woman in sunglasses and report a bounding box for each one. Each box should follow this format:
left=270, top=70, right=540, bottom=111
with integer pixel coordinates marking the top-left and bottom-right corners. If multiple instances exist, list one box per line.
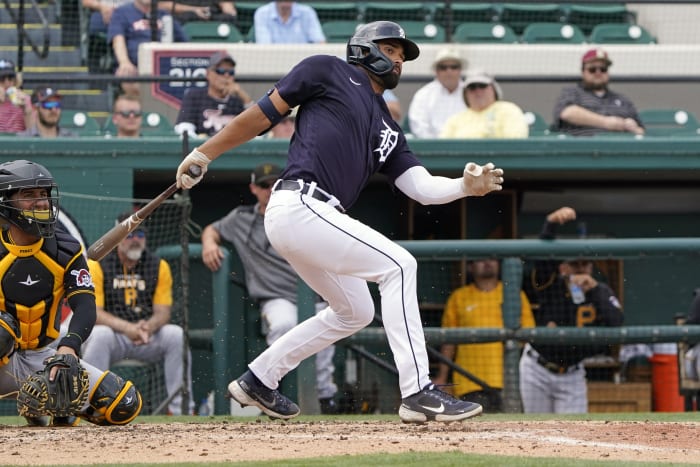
left=440, top=68, right=528, bottom=139
left=17, top=87, right=77, bottom=138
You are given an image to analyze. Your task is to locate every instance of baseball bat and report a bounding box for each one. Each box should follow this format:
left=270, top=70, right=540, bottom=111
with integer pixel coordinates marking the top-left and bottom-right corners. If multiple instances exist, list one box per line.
left=86, top=165, right=202, bottom=261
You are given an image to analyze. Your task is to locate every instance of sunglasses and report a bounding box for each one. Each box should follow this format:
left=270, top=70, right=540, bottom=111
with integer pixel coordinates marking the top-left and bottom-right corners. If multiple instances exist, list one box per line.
left=40, top=101, right=61, bottom=110
left=126, top=230, right=146, bottom=239
left=256, top=180, right=275, bottom=189
left=1, top=74, right=16, bottom=81
left=437, top=63, right=461, bottom=71
left=467, top=83, right=489, bottom=91
left=214, top=68, right=235, bottom=76
left=116, top=110, right=143, bottom=118
left=585, top=66, right=608, bottom=74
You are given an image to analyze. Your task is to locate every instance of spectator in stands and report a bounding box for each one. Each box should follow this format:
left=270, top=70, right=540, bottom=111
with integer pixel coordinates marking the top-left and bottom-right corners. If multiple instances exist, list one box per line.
left=383, top=89, right=402, bottom=123
left=0, top=59, right=32, bottom=133
left=201, top=163, right=339, bottom=413
left=83, top=211, right=194, bottom=416
left=253, top=1, right=325, bottom=43
left=683, top=289, right=700, bottom=382
left=172, top=0, right=238, bottom=24
left=17, top=87, right=77, bottom=138
left=440, top=69, right=528, bottom=139
left=110, top=94, right=143, bottom=138
left=174, top=51, right=251, bottom=138
left=552, top=48, right=645, bottom=136
left=407, top=47, right=466, bottom=138
left=519, top=206, right=624, bottom=413
left=434, top=259, right=535, bottom=413
left=108, top=0, right=188, bottom=96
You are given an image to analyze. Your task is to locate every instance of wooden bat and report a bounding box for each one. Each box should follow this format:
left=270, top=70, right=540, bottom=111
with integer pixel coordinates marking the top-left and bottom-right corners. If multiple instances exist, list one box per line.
left=87, top=165, right=202, bottom=261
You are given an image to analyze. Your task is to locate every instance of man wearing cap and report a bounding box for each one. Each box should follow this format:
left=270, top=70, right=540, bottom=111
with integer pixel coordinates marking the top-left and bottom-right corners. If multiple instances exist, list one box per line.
left=174, top=51, right=252, bottom=138
left=0, top=59, right=32, bottom=133
left=407, top=47, right=467, bottom=138
left=440, top=68, right=528, bottom=139
left=83, top=211, right=195, bottom=415
left=18, top=87, right=77, bottom=138
left=552, top=48, right=644, bottom=136
left=201, top=163, right=339, bottom=413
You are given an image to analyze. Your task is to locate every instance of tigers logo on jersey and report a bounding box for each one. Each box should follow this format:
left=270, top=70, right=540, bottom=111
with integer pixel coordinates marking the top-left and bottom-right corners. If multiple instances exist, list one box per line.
left=374, top=118, right=398, bottom=163
left=70, top=268, right=93, bottom=287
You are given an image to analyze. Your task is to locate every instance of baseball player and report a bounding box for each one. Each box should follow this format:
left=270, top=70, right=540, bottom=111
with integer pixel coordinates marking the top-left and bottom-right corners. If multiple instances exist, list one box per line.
left=201, top=163, right=338, bottom=413
left=176, top=21, right=504, bottom=423
left=0, top=160, right=142, bottom=426
left=520, top=206, right=624, bottom=413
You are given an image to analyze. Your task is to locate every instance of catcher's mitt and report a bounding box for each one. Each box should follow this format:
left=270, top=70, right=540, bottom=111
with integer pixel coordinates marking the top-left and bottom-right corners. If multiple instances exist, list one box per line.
left=17, top=354, right=90, bottom=418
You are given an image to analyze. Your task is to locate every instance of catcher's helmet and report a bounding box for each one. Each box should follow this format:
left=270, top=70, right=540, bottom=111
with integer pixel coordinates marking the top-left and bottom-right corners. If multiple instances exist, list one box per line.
left=0, top=159, right=59, bottom=238
left=0, top=312, right=20, bottom=364
left=347, top=21, right=420, bottom=83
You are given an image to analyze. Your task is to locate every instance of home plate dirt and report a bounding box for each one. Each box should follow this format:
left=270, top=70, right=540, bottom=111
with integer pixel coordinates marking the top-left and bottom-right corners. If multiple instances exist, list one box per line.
left=1, top=420, right=699, bottom=465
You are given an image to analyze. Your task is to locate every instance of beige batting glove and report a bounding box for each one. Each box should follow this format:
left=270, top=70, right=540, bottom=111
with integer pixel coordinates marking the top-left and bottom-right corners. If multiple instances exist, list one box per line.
left=462, top=162, right=504, bottom=196
left=177, top=148, right=210, bottom=189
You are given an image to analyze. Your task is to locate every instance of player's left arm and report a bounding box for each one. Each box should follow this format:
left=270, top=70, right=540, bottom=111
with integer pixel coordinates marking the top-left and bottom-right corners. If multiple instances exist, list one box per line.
left=589, top=284, right=624, bottom=326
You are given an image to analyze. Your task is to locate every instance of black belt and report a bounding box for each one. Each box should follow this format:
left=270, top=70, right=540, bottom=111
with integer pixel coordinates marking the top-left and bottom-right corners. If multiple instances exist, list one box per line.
left=527, top=349, right=580, bottom=375
left=273, top=180, right=345, bottom=212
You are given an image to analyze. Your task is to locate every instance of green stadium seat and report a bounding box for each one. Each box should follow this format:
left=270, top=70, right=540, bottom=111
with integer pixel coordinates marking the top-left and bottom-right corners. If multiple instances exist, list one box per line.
left=233, top=1, right=263, bottom=36
left=498, top=3, right=566, bottom=35
left=183, top=21, right=244, bottom=42
left=523, top=110, right=551, bottom=136
left=589, top=23, right=656, bottom=44
left=322, top=21, right=361, bottom=43
left=453, top=22, right=518, bottom=44
left=361, top=2, right=430, bottom=23
left=399, top=21, right=445, bottom=43
left=638, top=109, right=700, bottom=136
left=564, top=3, right=634, bottom=35
left=521, top=22, right=586, bottom=44
left=433, top=2, right=499, bottom=31
left=103, top=111, right=175, bottom=137
left=60, top=110, right=103, bottom=137
left=309, top=2, right=360, bottom=23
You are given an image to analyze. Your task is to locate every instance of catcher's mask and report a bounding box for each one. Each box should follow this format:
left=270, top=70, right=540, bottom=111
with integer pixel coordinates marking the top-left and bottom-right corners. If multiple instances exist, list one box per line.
left=0, top=160, right=59, bottom=238
left=0, top=312, right=20, bottom=365
left=346, top=21, right=420, bottom=89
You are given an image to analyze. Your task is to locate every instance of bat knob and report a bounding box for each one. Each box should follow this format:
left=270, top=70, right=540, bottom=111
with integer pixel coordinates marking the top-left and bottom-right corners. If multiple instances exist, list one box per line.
left=188, top=165, right=202, bottom=178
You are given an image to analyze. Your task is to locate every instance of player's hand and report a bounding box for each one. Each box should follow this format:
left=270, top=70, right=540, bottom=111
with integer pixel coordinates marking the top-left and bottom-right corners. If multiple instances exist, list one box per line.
left=202, top=243, right=224, bottom=272
left=547, top=206, right=576, bottom=224
left=462, top=162, right=504, bottom=196
left=570, top=273, right=598, bottom=292
left=177, top=148, right=210, bottom=189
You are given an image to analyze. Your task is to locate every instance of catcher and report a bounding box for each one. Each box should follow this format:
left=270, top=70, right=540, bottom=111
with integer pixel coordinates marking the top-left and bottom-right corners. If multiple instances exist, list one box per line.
left=0, top=159, right=142, bottom=426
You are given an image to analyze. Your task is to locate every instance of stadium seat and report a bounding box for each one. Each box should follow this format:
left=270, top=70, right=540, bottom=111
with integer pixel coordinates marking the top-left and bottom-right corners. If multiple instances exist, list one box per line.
left=183, top=21, right=244, bottom=42
left=102, top=111, right=175, bottom=137
left=589, top=23, right=656, bottom=44
left=309, top=2, right=360, bottom=22
left=398, top=21, right=445, bottom=43
left=498, top=3, right=566, bottom=35
left=322, top=21, right=362, bottom=43
left=564, top=3, right=634, bottom=35
left=521, top=22, right=586, bottom=44
left=433, top=2, right=499, bottom=31
left=60, top=110, right=103, bottom=137
left=361, top=2, right=430, bottom=23
left=235, top=2, right=263, bottom=37
left=638, top=109, right=700, bottom=136
left=523, top=110, right=551, bottom=136
left=453, top=22, right=518, bottom=44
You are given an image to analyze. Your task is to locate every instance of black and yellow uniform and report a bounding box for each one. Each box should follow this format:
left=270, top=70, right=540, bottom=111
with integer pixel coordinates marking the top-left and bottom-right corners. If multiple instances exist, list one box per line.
left=0, top=229, right=95, bottom=354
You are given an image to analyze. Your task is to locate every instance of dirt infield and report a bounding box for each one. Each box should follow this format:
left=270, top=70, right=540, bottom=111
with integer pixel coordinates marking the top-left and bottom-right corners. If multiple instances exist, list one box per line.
left=2, top=418, right=700, bottom=465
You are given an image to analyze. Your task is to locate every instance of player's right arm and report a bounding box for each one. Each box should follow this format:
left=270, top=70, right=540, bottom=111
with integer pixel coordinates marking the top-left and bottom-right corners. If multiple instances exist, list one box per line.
left=201, top=224, right=225, bottom=272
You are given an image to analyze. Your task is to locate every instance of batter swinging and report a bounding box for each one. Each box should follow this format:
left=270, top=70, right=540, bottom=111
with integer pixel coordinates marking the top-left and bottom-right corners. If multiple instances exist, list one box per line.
left=176, top=21, right=504, bottom=423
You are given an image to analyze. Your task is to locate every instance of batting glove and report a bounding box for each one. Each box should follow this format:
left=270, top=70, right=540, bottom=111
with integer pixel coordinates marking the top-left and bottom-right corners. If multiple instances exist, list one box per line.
left=177, top=148, right=210, bottom=189
left=462, top=162, right=504, bottom=196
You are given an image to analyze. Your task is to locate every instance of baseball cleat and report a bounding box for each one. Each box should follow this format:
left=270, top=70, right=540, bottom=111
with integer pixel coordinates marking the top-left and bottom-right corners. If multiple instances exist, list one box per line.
left=228, top=370, right=300, bottom=420
left=398, top=383, right=483, bottom=423
left=24, top=416, right=50, bottom=427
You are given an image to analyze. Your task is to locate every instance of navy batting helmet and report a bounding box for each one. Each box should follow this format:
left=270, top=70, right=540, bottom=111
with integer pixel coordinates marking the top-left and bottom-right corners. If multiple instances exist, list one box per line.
left=347, top=21, right=420, bottom=85
left=0, top=160, right=59, bottom=238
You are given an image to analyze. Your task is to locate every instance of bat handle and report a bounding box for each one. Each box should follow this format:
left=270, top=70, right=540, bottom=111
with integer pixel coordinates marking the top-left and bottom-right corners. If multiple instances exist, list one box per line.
left=188, top=164, right=202, bottom=178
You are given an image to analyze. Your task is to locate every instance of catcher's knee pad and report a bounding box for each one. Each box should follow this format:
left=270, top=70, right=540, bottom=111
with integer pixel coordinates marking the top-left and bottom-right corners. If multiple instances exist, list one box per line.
left=83, top=371, right=142, bottom=425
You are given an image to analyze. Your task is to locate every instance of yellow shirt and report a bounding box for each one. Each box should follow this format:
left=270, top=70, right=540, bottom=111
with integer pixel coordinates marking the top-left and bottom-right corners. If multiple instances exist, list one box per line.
left=441, top=282, right=535, bottom=396
left=439, top=101, right=529, bottom=139
left=88, top=258, right=173, bottom=310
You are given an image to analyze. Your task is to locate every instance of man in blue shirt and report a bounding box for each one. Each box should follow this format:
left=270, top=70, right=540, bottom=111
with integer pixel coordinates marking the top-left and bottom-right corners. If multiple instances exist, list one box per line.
left=253, top=1, right=325, bottom=43
left=175, top=21, right=504, bottom=424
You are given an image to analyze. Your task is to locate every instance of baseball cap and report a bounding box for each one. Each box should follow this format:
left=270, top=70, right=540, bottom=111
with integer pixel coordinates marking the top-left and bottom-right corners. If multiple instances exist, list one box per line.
left=581, top=48, right=612, bottom=66
left=250, top=163, right=282, bottom=186
left=432, top=47, right=465, bottom=69
left=464, top=68, right=502, bottom=99
left=0, top=59, right=16, bottom=78
left=31, top=87, right=61, bottom=105
left=209, top=51, right=236, bottom=68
